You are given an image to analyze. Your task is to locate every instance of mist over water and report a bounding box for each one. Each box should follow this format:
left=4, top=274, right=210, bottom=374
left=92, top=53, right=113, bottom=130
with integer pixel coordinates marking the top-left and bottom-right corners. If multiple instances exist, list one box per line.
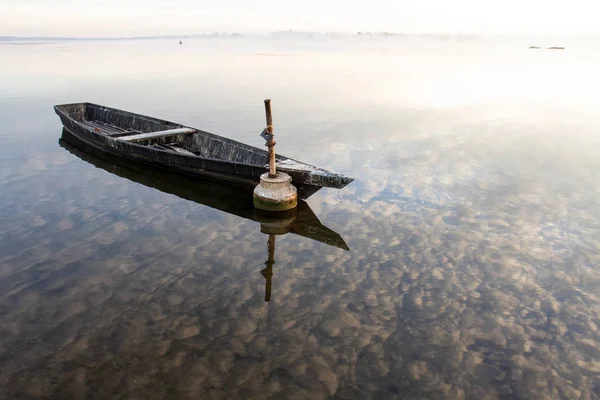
left=1, top=37, right=600, bottom=399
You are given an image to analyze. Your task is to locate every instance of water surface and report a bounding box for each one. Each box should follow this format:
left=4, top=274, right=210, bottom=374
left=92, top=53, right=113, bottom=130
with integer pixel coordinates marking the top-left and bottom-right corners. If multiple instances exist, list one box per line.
left=1, top=37, right=600, bottom=399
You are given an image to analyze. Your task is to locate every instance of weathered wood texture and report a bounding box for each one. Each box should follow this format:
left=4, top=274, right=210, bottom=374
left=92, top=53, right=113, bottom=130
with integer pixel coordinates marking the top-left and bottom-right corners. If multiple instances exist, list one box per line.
left=117, top=128, right=196, bottom=142
left=83, top=120, right=128, bottom=135
left=54, top=102, right=354, bottom=195
left=264, top=99, right=277, bottom=178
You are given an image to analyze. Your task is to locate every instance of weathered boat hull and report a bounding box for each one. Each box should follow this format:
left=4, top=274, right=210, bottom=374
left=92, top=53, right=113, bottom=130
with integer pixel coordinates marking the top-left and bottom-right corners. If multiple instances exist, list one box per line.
left=54, top=103, right=353, bottom=199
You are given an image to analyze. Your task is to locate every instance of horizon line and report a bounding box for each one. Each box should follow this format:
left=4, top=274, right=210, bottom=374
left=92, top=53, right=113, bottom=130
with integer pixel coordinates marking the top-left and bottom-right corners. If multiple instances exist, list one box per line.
left=1, top=31, right=593, bottom=41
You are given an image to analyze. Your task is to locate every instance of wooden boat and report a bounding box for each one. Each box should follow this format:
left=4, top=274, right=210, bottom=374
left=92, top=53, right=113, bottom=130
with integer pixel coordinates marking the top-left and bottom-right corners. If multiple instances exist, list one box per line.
left=59, top=136, right=350, bottom=251
left=54, top=102, right=353, bottom=199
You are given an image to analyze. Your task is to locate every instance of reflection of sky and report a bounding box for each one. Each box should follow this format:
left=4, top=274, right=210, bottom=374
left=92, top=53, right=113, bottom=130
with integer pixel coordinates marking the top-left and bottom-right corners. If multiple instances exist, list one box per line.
left=1, top=39, right=600, bottom=398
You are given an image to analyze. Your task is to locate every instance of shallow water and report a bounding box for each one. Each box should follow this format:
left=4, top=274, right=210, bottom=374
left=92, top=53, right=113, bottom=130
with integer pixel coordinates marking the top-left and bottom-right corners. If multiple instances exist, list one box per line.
left=2, top=37, right=600, bottom=399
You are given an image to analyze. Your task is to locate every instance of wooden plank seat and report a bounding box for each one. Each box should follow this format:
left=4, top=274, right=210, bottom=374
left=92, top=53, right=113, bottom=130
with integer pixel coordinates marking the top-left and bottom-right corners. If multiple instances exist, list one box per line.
left=116, top=128, right=196, bottom=142
left=106, top=130, right=141, bottom=138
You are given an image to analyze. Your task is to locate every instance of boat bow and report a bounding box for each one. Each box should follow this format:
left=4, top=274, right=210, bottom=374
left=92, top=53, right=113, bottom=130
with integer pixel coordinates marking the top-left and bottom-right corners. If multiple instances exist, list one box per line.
left=274, top=159, right=354, bottom=189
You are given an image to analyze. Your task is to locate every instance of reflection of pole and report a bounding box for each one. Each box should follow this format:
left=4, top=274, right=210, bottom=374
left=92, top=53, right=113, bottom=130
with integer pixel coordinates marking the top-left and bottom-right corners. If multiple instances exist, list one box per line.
left=261, top=234, right=275, bottom=302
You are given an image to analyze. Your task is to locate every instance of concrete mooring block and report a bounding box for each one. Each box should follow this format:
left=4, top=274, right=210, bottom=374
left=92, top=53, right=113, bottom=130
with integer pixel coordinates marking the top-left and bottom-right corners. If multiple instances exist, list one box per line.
left=253, top=172, right=298, bottom=211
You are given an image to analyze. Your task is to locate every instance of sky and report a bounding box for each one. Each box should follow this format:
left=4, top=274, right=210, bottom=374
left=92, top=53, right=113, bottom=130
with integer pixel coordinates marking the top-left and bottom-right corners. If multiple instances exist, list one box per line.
left=0, top=0, right=598, bottom=37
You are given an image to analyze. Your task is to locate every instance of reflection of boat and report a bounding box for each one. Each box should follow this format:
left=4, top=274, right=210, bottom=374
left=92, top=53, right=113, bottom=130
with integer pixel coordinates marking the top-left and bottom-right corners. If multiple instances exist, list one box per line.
left=54, top=103, right=353, bottom=199
left=60, top=135, right=349, bottom=302
left=59, top=134, right=349, bottom=251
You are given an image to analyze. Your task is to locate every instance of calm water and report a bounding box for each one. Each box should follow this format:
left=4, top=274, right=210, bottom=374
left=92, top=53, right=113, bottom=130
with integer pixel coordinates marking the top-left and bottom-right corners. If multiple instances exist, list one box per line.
left=2, top=37, right=600, bottom=399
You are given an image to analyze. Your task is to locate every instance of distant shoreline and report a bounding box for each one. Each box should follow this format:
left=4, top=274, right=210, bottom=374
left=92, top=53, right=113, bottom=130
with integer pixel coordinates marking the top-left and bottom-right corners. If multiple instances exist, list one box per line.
left=0, top=32, right=596, bottom=43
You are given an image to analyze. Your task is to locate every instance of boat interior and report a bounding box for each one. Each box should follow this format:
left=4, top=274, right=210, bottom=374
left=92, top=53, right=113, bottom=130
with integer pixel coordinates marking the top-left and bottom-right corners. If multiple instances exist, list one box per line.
left=58, top=103, right=272, bottom=165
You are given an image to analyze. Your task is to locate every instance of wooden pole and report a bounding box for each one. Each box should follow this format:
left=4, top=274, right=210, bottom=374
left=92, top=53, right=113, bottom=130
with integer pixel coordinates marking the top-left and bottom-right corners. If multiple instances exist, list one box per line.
left=264, top=99, right=277, bottom=178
